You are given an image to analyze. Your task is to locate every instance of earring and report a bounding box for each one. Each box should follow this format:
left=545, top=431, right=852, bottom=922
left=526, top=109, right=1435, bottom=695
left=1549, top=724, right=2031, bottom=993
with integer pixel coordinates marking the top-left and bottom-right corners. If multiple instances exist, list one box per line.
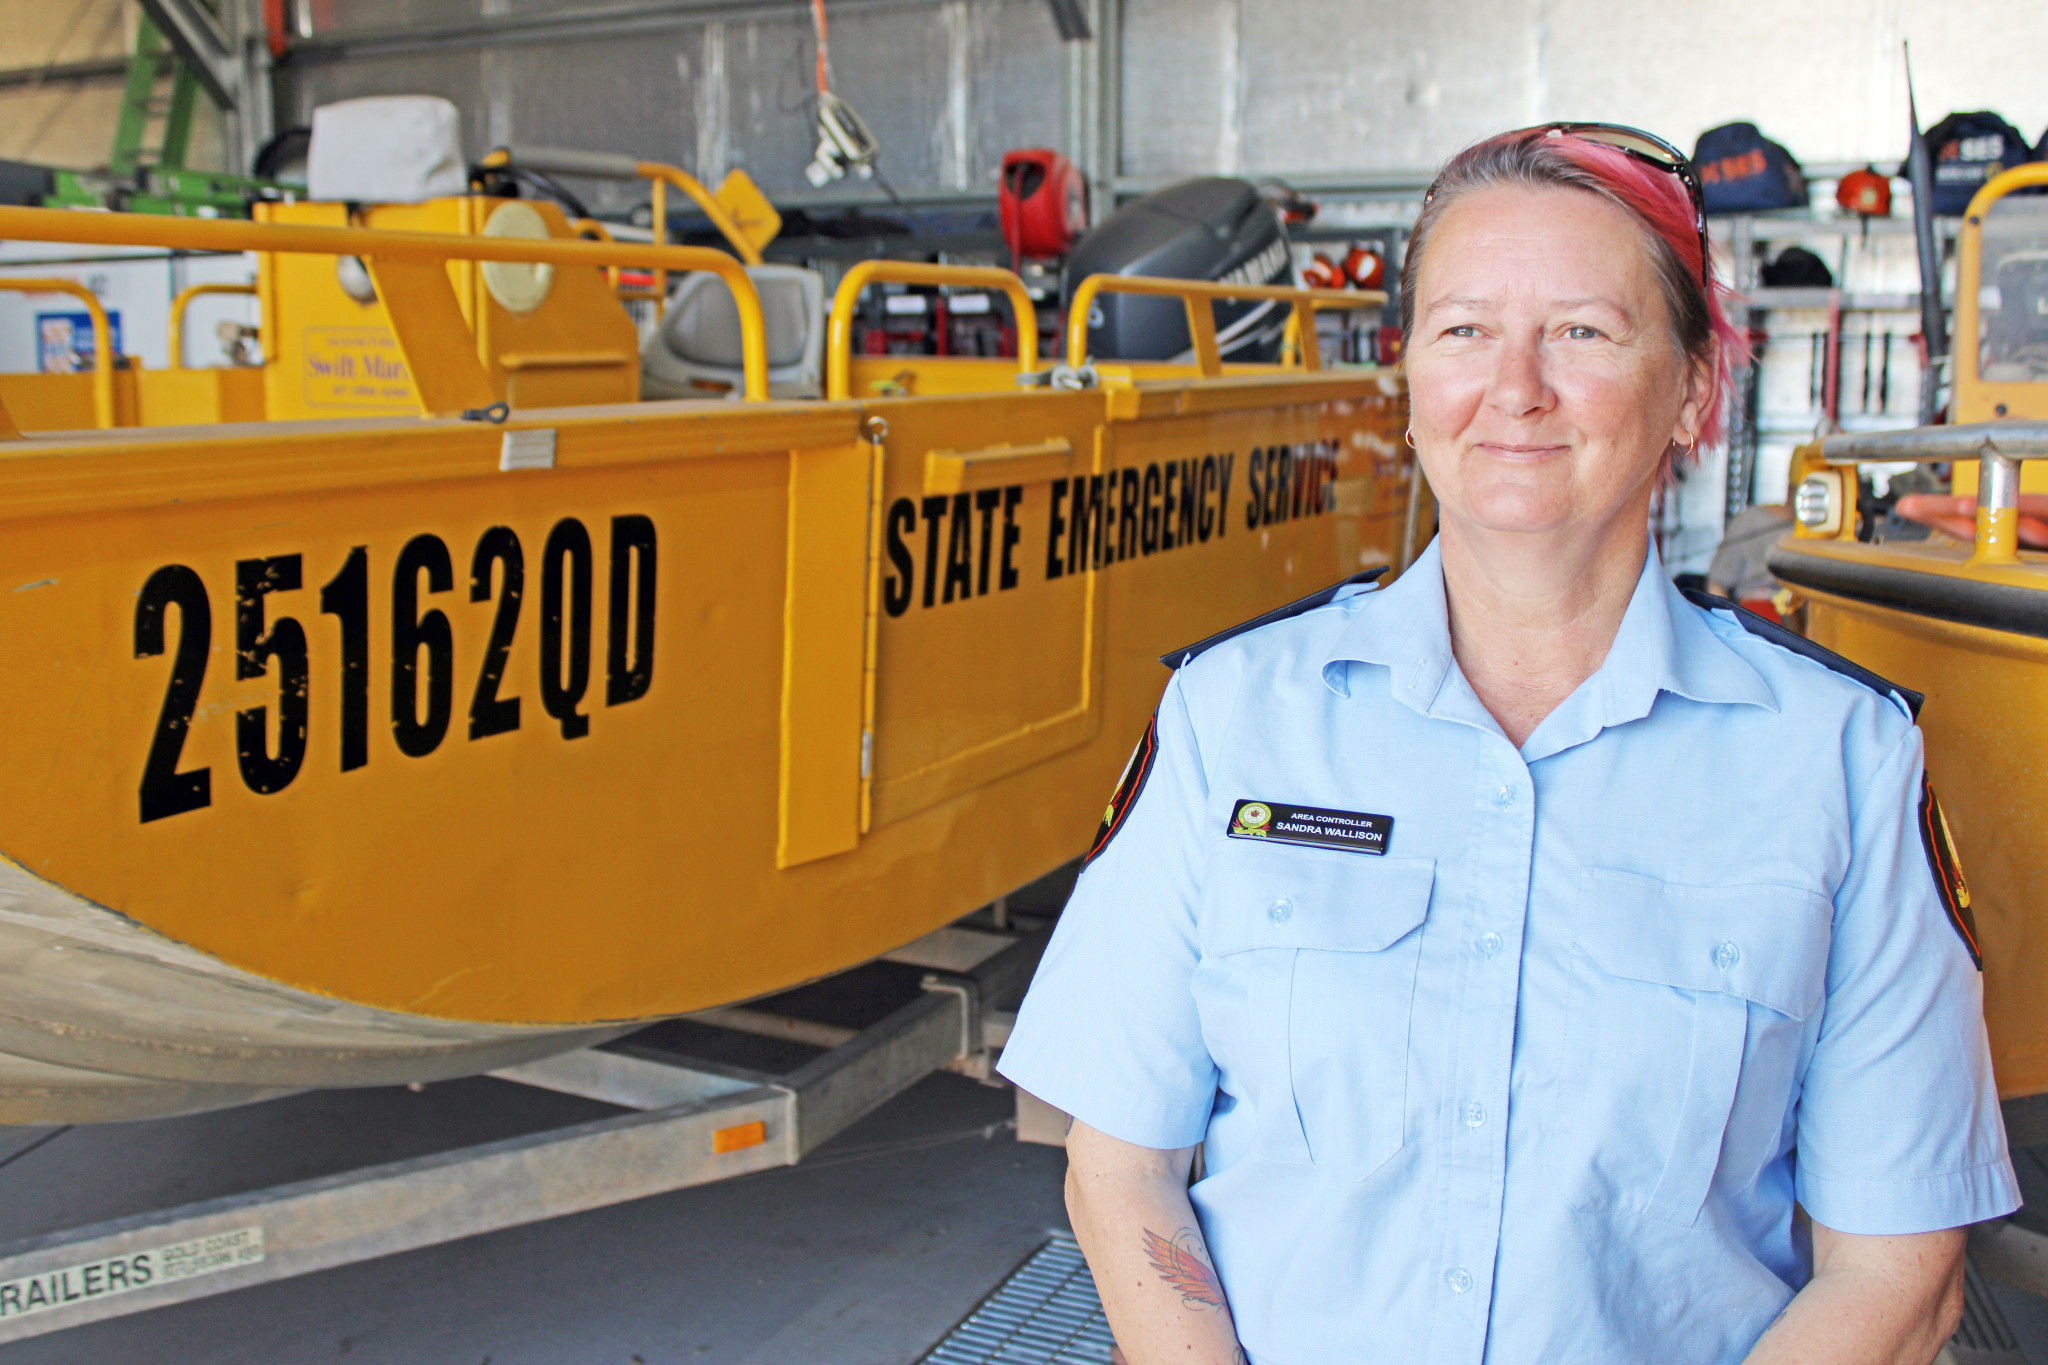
left=1404, top=428, right=1417, bottom=449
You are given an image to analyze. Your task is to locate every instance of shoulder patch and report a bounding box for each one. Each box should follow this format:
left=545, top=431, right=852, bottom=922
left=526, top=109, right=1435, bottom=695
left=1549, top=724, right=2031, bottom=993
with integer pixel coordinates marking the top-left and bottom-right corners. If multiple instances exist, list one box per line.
left=1161, top=566, right=1389, bottom=668
left=1084, top=715, right=1158, bottom=866
left=1679, top=586, right=1924, bottom=718
left=1919, top=774, right=1982, bottom=969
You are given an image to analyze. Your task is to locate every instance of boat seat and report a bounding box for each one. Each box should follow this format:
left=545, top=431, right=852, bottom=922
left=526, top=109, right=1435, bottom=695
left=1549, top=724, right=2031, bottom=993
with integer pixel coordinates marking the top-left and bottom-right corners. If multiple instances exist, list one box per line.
left=642, top=264, right=825, bottom=401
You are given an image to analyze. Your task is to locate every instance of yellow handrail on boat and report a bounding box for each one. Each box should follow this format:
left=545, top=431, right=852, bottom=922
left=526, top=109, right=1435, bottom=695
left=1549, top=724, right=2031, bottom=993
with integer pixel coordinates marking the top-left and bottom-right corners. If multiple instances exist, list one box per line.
left=1955, top=162, right=2048, bottom=406
left=0, top=278, right=114, bottom=429
left=0, top=205, right=771, bottom=413
left=477, top=148, right=777, bottom=307
left=826, top=261, right=1040, bottom=401
left=1278, top=290, right=1388, bottom=367
left=167, top=282, right=257, bottom=370
left=1065, top=276, right=1384, bottom=377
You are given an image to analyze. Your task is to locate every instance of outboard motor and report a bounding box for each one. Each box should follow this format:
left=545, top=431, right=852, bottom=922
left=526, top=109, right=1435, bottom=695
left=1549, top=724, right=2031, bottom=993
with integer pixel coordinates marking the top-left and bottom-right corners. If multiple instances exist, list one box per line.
left=1062, top=177, right=1295, bottom=364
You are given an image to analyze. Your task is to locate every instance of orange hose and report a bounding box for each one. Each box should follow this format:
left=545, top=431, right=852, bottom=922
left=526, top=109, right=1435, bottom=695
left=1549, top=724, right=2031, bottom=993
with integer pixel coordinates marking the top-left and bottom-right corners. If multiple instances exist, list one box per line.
left=812, top=0, right=831, bottom=93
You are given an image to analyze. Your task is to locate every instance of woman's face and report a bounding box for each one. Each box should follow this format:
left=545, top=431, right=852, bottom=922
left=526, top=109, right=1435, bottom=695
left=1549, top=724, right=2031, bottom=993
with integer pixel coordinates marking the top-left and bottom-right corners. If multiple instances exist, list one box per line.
left=1404, top=184, right=1708, bottom=545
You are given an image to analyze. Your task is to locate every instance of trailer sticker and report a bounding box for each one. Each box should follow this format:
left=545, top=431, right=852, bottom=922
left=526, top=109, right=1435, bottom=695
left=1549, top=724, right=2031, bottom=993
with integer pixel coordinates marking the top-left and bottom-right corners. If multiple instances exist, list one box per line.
left=132, top=516, right=657, bottom=822
left=302, top=327, right=411, bottom=408
left=0, top=1226, right=263, bottom=1322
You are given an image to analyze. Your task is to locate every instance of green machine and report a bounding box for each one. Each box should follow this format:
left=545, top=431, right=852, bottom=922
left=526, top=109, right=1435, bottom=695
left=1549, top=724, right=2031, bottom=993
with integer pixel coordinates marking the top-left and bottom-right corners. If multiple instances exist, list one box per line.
left=29, top=7, right=300, bottom=218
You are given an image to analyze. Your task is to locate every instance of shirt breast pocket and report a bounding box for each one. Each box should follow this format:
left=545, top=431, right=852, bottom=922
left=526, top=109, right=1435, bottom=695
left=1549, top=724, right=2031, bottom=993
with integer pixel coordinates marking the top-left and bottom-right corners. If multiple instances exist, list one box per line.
left=1547, top=868, right=1831, bottom=1227
left=1199, top=842, right=1435, bottom=1182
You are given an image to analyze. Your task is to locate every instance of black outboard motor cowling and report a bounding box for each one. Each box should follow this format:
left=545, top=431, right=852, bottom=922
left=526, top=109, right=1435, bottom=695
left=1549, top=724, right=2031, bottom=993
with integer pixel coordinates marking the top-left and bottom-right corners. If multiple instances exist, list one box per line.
left=1062, top=177, right=1295, bottom=364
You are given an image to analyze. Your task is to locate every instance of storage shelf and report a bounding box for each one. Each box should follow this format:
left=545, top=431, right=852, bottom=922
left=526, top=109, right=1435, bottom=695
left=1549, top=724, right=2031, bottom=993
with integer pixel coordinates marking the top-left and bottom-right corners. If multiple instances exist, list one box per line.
left=1737, top=288, right=1922, bottom=311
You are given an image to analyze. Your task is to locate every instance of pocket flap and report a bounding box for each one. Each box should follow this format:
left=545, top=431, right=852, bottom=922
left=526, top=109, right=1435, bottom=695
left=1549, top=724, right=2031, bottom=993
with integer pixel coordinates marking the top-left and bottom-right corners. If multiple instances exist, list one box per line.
left=1575, top=868, right=1831, bottom=1019
left=1204, top=841, right=1435, bottom=955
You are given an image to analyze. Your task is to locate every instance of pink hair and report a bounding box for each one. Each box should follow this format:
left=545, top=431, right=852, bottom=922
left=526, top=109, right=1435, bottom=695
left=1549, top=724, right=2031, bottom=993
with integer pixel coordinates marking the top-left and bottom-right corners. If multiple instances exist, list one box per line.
left=1401, top=129, right=1750, bottom=458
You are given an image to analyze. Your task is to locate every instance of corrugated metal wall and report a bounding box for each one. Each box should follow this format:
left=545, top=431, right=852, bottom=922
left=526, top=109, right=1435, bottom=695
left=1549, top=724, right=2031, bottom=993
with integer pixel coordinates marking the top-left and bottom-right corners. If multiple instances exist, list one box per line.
left=9, top=0, right=2048, bottom=190
left=1120, top=0, right=1545, bottom=181
left=273, top=0, right=2048, bottom=203
left=1121, top=0, right=2048, bottom=180
left=280, top=0, right=1067, bottom=209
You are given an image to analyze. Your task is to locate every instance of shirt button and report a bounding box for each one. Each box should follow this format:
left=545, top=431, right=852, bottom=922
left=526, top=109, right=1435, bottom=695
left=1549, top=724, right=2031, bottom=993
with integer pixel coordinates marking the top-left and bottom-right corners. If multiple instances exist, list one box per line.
left=1462, top=1101, right=1486, bottom=1129
left=1492, top=784, right=1518, bottom=808
left=1477, top=932, right=1504, bottom=959
left=1713, top=940, right=1740, bottom=971
left=1445, top=1267, right=1473, bottom=1294
left=1269, top=897, right=1293, bottom=924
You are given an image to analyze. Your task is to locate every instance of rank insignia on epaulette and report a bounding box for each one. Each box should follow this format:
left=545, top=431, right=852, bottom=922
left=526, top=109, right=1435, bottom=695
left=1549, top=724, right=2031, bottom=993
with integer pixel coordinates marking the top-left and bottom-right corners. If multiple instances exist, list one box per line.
left=1085, top=716, right=1158, bottom=865
left=1919, top=774, right=1981, bottom=970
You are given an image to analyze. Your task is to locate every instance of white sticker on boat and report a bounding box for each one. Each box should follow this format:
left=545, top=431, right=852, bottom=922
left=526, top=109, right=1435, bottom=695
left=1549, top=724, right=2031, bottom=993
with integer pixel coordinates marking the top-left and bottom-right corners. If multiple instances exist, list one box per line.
left=0, top=1226, right=264, bottom=1321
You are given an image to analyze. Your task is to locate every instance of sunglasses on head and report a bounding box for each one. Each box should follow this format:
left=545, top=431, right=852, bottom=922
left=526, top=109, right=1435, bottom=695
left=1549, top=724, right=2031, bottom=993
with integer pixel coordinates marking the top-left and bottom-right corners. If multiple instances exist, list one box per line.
left=1427, top=122, right=1712, bottom=288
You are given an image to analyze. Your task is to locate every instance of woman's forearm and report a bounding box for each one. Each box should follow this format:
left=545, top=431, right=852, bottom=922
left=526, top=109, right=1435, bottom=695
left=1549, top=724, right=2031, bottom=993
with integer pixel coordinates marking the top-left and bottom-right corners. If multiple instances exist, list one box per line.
left=1065, top=1120, right=1246, bottom=1365
left=1742, top=1224, right=1965, bottom=1365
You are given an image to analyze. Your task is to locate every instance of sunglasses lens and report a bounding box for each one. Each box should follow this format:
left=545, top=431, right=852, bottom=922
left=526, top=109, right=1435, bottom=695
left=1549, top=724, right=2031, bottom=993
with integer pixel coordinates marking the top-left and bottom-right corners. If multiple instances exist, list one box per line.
left=1554, top=125, right=1683, bottom=169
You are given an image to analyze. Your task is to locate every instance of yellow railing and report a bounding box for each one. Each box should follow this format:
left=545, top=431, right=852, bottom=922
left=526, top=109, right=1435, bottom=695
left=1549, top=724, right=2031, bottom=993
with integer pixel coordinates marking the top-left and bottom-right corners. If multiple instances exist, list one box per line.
left=1955, top=162, right=2048, bottom=405
left=477, top=149, right=776, bottom=306
left=826, top=261, right=1039, bottom=401
left=1279, top=291, right=1388, bottom=367
left=0, top=205, right=770, bottom=418
left=167, top=282, right=257, bottom=370
left=1064, top=276, right=1384, bottom=377
left=0, top=278, right=114, bottom=428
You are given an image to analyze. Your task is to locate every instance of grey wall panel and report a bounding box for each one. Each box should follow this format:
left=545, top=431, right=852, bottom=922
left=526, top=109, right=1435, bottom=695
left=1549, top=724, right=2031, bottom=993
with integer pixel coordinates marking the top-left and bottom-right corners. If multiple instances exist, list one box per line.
left=483, top=33, right=703, bottom=212
left=716, top=14, right=835, bottom=193
left=283, top=0, right=1066, bottom=200
left=305, top=0, right=485, bottom=36
left=245, top=0, right=2048, bottom=203
left=1235, top=0, right=1537, bottom=174
left=285, top=48, right=489, bottom=151
left=1119, top=0, right=1233, bottom=178
left=972, top=0, right=1068, bottom=187
left=1129, top=0, right=2048, bottom=180
left=804, top=5, right=957, bottom=190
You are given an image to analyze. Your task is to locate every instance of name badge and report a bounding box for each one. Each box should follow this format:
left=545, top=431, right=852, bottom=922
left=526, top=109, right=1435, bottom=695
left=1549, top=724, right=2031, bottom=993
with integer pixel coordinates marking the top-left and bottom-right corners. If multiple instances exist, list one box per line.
left=1228, top=799, right=1392, bottom=854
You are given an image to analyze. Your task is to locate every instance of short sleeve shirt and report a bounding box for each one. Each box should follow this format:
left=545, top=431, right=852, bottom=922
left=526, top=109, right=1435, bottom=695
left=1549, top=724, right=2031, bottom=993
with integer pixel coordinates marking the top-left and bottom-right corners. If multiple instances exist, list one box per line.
left=998, top=539, right=2017, bottom=1365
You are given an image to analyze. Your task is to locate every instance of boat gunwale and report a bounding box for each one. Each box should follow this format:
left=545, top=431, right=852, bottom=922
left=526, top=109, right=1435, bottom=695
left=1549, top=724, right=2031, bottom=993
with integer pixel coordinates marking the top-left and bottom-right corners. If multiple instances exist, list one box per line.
left=1771, top=537, right=2048, bottom=640
left=0, top=399, right=865, bottom=523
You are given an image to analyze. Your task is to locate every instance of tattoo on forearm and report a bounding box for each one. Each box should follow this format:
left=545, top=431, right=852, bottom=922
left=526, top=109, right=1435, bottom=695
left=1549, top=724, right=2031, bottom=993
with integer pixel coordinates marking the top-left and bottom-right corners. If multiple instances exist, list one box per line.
left=1141, top=1227, right=1229, bottom=1311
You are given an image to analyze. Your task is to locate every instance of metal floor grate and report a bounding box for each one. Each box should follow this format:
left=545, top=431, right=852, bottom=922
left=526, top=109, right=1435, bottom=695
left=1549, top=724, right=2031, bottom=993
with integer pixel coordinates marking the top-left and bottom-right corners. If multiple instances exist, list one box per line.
left=1950, top=1259, right=2026, bottom=1363
left=919, top=1231, right=1117, bottom=1365
left=922, top=1237, right=2039, bottom=1364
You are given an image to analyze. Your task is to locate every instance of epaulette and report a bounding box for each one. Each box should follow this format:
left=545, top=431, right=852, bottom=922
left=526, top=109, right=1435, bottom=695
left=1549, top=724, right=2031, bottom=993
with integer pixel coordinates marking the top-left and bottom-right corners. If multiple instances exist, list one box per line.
left=1680, top=587, right=1923, bottom=719
left=1161, top=567, right=1389, bottom=668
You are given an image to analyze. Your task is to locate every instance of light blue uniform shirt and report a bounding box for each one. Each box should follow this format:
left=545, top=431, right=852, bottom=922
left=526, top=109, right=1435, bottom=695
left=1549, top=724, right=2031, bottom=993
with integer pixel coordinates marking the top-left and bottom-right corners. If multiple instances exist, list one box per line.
left=999, top=540, right=2017, bottom=1365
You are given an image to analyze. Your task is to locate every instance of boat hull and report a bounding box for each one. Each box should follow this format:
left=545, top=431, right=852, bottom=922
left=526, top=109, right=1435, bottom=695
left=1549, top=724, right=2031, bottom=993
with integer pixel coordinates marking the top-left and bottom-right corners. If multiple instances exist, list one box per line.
left=1773, top=536, right=2048, bottom=1098
left=0, top=374, right=1420, bottom=1120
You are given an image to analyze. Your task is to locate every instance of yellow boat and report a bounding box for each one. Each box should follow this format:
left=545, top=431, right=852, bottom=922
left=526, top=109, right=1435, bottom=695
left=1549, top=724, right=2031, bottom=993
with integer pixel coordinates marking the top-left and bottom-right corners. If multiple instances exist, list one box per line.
left=1771, top=163, right=2048, bottom=1105
left=0, top=169, right=1423, bottom=1123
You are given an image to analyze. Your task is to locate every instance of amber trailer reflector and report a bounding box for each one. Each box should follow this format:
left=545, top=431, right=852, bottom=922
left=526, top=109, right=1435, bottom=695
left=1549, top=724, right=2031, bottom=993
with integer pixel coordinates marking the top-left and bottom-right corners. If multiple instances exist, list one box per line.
left=712, top=1120, right=768, bottom=1154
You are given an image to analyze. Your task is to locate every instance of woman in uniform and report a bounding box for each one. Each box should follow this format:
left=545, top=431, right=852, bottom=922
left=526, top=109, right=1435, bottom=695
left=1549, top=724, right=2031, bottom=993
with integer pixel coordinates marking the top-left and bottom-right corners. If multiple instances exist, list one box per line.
left=998, top=125, right=2017, bottom=1365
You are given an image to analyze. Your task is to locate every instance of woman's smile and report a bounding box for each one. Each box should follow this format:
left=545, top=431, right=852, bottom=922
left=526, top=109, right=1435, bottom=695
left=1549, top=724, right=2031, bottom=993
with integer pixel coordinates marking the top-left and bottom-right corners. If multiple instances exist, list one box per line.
left=1470, top=441, right=1570, bottom=459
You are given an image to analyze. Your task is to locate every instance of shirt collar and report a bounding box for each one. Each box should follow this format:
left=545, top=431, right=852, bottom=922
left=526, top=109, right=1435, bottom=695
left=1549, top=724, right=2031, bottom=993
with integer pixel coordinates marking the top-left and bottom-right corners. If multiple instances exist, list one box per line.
left=1320, top=538, right=1456, bottom=710
left=1321, top=538, right=1777, bottom=749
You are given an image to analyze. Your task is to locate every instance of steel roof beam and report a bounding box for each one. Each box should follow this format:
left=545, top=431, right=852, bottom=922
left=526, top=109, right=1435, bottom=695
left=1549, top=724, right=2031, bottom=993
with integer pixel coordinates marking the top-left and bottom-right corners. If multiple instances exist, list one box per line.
left=283, top=0, right=954, bottom=64
left=135, top=0, right=239, bottom=110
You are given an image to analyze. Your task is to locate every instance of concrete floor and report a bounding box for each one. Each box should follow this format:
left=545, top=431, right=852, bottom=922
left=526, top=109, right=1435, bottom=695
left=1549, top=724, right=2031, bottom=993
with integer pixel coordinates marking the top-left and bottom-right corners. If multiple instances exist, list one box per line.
left=0, top=1068, right=1070, bottom=1365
